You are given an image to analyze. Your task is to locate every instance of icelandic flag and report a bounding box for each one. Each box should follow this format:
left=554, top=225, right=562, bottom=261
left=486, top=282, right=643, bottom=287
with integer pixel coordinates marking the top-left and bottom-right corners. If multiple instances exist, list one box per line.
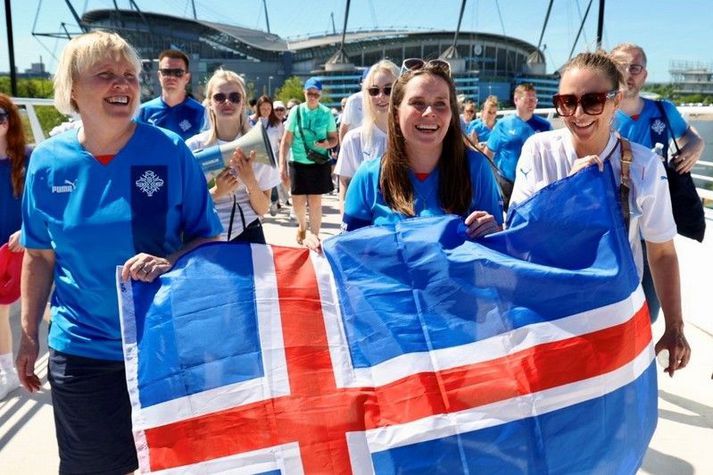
left=117, top=163, right=657, bottom=474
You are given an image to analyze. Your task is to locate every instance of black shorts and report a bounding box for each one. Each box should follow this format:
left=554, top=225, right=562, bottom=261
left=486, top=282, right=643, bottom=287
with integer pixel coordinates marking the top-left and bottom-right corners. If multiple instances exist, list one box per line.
left=289, top=161, right=334, bottom=196
left=48, top=349, right=138, bottom=475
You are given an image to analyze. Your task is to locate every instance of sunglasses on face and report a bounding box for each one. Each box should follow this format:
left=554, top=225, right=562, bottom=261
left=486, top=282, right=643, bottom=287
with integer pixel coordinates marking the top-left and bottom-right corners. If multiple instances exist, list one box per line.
left=464, top=109, right=475, bottom=114
left=552, top=90, right=619, bottom=117
left=159, top=68, right=186, bottom=78
left=367, top=85, right=392, bottom=97
left=400, top=58, right=452, bottom=77
left=274, top=107, right=286, bottom=112
left=212, top=92, right=242, bottom=104
left=625, top=63, right=645, bottom=75
left=0, top=113, right=8, bottom=124
left=305, top=91, right=321, bottom=98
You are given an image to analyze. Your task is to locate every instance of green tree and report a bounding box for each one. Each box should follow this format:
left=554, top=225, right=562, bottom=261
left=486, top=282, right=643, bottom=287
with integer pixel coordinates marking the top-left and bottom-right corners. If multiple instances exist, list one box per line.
left=275, top=76, right=304, bottom=104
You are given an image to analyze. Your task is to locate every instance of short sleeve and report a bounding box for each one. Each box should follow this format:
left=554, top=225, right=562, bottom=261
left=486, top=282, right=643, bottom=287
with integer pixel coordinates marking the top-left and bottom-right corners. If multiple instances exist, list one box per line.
left=20, top=156, right=52, bottom=249
left=469, top=151, right=504, bottom=224
left=177, top=141, right=223, bottom=240
left=508, top=136, right=538, bottom=209
left=637, top=154, right=677, bottom=243
left=342, top=161, right=377, bottom=231
left=662, top=101, right=688, bottom=140
left=285, top=108, right=298, bottom=133
left=326, top=109, right=338, bottom=133
left=335, top=129, right=362, bottom=178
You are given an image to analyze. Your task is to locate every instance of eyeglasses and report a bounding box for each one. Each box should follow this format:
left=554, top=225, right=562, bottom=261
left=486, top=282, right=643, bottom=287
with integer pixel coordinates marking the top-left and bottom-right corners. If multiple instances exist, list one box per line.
left=624, top=63, right=645, bottom=75
left=305, top=91, right=321, bottom=98
left=212, top=92, right=242, bottom=104
left=552, top=90, right=619, bottom=117
left=274, top=107, right=286, bottom=112
left=400, top=58, right=451, bottom=77
left=464, top=109, right=476, bottom=114
left=367, top=85, right=392, bottom=97
left=159, top=68, right=186, bottom=78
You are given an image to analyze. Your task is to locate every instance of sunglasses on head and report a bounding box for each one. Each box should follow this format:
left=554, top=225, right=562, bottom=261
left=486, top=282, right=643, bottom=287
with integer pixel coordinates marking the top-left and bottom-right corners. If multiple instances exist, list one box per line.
left=212, top=92, right=242, bottom=104
left=552, top=90, right=618, bottom=117
left=366, top=85, right=392, bottom=97
left=400, top=58, right=451, bottom=77
left=159, top=68, right=186, bottom=78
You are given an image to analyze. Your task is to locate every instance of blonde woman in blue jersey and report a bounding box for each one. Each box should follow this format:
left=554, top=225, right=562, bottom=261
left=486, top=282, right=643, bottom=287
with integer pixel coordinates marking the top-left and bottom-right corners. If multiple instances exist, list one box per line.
left=15, top=31, right=222, bottom=474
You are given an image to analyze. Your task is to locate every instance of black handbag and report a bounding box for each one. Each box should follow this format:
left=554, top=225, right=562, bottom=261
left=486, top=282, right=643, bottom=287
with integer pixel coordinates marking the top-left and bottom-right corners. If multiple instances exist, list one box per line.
left=295, top=106, right=331, bottom=165
left=654, top=101, right=706, bottom=242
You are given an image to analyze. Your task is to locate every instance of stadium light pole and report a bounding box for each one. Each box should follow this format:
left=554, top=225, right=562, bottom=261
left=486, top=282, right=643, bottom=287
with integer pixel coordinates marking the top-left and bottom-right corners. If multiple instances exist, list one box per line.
left=268, top=76, right=273, bottom=96
left=4, top=0, right=18, bottom=96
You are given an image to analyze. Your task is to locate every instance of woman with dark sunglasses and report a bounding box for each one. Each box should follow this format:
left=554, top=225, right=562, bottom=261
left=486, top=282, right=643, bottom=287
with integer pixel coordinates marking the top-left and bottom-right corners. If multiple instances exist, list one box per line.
left=186, top=69, right=280, bottom=243
left=303, top=59, right=502, bottom=254
left=509, top=51, right=690, bottom=377
left=334, top=60, right=399, bottom=213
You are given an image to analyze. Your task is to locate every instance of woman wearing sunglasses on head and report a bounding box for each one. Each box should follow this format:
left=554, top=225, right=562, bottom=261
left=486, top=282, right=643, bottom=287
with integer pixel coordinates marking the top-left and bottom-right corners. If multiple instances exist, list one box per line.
left=186, top=70, right=280, bottom=243
left=302, top=59, right=502, bottom=253
left=334, top=60, right=399, bottom=213
left=509, top=51, right=690, bottom=377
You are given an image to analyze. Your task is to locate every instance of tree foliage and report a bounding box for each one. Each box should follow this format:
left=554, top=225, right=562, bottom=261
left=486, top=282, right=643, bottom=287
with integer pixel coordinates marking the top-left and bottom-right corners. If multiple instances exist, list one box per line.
left=275, top=76, right=304, bottom=104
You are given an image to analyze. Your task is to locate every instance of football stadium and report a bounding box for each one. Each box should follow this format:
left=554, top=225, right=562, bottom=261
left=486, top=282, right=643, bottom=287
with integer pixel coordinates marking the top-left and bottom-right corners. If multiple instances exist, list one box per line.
left=79, top=8, right=557, bottom=105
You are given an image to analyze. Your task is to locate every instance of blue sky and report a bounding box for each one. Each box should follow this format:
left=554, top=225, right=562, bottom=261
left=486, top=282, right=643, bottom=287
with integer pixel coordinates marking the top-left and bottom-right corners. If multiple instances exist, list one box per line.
left=1, top=0, right=711, bottom=82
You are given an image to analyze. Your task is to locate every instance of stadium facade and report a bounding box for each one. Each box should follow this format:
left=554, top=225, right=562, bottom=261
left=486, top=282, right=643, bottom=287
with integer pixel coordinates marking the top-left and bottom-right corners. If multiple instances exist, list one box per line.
left=81, top=9, right=558, bottom=107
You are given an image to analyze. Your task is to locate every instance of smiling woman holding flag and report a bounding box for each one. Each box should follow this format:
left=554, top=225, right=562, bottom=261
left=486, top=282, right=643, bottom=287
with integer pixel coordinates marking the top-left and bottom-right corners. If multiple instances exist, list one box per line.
left=15, top=31, right=221, bottom=474
left=341, top=59, right=503, bottom=237
left=509, top=51, right=690, bottom=377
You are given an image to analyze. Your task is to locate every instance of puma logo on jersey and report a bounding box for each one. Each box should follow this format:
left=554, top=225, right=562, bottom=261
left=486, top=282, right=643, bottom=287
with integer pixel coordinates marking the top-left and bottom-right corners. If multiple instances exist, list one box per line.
left=52, top=179, right=77, bottom=193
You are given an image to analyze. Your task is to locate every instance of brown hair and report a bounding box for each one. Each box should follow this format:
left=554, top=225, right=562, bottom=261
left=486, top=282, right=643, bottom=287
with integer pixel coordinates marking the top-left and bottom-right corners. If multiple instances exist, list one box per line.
left=159, top=49, right=190, bottom=69
left=0, top=94, right=27, bottom=198
left=256, top=95, right=280, bottom=128
left=561, top=51, right=624, bottom=90
left=380, top=65, right=472, bottom=216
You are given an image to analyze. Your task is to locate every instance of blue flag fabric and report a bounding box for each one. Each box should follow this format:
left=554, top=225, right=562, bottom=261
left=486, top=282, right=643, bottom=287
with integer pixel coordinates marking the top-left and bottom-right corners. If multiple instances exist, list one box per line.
left=118, top=163, right=656, bottom=474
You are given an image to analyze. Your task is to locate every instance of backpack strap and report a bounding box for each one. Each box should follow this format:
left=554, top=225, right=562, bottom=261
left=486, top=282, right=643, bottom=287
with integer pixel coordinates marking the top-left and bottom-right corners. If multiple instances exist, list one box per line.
left=618, top=137, right=633, bottom=232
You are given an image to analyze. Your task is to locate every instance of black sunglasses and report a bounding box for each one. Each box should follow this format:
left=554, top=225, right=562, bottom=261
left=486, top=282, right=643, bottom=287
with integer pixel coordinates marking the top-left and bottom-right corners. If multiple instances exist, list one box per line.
left=0, top=112, right=8, bottom=124
left=159, top=68, right=186, bottom=78
left=552, top=90, right=619, bottom=117
left=400, top=58, right=451, bottom=77
left=212, top=92, right=242, bottom=104
left=367, top=85, right=392, bottom=97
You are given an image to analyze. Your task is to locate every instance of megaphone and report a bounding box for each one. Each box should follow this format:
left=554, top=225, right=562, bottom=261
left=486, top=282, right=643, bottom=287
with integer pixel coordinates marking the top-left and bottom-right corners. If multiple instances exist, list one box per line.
left=193, top=124, right=277, bottom=180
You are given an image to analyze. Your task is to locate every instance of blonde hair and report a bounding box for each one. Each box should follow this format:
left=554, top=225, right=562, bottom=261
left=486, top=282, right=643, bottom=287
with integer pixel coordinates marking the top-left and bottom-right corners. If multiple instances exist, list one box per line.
left=481, top=95, right=499, bottom=111
left=53, top=31, right=141, bottom=115
left=361, top=60, right=399, bottom=147
left=203, top=68, right=249, bottom=146
left=611, top=43, right=647, bottom=66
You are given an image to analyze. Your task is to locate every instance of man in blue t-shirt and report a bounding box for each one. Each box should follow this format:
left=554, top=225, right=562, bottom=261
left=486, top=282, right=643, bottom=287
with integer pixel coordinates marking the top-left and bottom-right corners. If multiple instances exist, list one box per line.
left=611, top=43, right=704, bottom=171
left=136, top=49, right=205, bottom=140
left=484, top=84, right=551, bottom=182
left=610, top=43, right=705, bottom=323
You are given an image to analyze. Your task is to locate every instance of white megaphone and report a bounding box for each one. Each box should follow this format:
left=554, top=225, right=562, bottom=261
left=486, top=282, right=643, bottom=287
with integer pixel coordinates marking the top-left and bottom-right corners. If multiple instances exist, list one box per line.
left=193, top=124, right=277, bottom=180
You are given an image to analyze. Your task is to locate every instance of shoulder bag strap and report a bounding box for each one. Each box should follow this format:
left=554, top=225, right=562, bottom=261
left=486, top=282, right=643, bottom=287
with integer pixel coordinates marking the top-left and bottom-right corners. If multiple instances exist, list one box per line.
left=654, top=100, right=682, bottom=155
left=295, top=106, right=316, bottom=157
left=619, top=137, right=633, bottom=232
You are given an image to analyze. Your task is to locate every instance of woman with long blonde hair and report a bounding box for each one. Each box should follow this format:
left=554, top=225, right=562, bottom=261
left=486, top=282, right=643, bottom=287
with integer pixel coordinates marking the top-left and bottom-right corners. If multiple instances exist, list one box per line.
left=187, top=69, right=280, bottom=243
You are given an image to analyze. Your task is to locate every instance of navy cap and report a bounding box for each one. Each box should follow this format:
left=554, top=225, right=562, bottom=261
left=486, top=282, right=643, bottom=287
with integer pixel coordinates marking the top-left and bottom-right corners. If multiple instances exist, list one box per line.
left=304, top=77, right=323, bottom=91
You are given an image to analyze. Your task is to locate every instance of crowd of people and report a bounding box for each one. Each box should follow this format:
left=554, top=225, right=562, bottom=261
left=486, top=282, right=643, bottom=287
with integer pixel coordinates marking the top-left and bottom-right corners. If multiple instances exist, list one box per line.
left=0, top=29, right=704, bottom=473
